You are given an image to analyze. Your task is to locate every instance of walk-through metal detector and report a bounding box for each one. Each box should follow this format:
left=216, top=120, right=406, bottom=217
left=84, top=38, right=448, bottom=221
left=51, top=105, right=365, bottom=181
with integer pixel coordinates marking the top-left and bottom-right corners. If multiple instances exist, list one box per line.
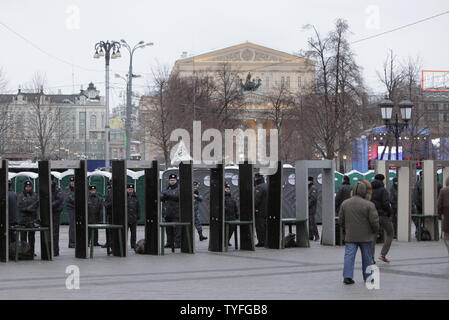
left=38, top=160, right=53, bottom=260
left=0, top=160, right=8, bottom=262
left=239, top=162, right=255, bottom=250
left=296, top=160, right=336, bottom=246
left=266, top=161, right=283, bottom=249
left=422, top=160, right=449, bottom=240
left=208, top=164, right=225, bottom=252
left=376, top=160, right=415, bottom=242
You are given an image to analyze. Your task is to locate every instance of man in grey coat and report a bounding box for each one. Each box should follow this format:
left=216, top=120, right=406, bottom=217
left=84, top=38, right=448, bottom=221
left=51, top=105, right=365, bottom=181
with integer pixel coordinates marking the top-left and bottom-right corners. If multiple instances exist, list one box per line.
left=339, top=180, right=379, bottom=285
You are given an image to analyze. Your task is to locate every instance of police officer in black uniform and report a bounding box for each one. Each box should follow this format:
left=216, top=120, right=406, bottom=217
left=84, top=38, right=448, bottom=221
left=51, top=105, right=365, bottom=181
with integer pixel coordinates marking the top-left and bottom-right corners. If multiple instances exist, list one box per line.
left=87, top=185, right=103, bottom=246
left=65, top=177, right=76, bottom=248
left=51, top=177, right=64, bottom=256
left=17, top=180, right=39, bottom=254
left=161, top=174, right=181, bottom=248
left=225, top=183, right=239, bottom=246
left=254, top=173, right=268, bottom=247
left=126, top=183, right=140, bottom=249
left=308, top=176, right=319, bottom=241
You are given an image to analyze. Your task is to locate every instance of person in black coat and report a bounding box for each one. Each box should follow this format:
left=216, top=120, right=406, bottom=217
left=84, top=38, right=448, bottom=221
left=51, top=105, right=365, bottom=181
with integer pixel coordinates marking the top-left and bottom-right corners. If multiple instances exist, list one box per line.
left=335, top=176, right=352, bottom=213
left=254, top=173, right=268, bottom=247
left=87, top=185, right=103, bottom=246
left=8, top=181, right=17, bottom=242
left=126, top=183, right=140, bottom=249
left=161, top=174, right=180, bottom=248
left=370, top=174, right=394, bottom=263
left=102, top=181, right=113, bottom=248
left=308, top=177, right=319, bottom=241
left=51, top=177, right=64, bottom=256
left=225, top=183, right=239, bottom=245
left=65, top=177, right=76, bottom=248
left=17, top=180, right=39, bottom=254
left=390, top=177, right=398, bottom=239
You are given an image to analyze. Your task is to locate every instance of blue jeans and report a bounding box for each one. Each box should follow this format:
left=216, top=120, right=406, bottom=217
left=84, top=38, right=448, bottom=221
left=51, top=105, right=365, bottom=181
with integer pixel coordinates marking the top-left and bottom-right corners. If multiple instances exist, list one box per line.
left=343, top=242, right=373, bottom=281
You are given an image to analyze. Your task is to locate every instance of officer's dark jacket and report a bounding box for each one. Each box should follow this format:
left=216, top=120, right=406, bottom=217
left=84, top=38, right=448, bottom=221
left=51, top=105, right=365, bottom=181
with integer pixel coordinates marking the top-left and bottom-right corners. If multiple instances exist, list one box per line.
left=255, top=179, right=268, bottom=218
left=390, top=184, right=398, bottom=213
left=52, top=184, right=64, bottom=214
left=194, top=189, right=203, bottom=213
left=17, top=186, right=39, bottom=225
left=161, top=183, right=180, bottom=219
left=371, top=179, right=392, bottom=217
left=104, top=189, right=113, bottom=217
left=87, top=193, right=103, bottom=224
left=8, top=190, right=17, bottom=225
left=308, top=183, right=318, bottom=215
left=335, top=182, right=352, bottom=213
left=65, top=186, right=76, bottom=211
left=127, top=192, right=141, bottom=224
left=225, top=192, right=239, bottom=221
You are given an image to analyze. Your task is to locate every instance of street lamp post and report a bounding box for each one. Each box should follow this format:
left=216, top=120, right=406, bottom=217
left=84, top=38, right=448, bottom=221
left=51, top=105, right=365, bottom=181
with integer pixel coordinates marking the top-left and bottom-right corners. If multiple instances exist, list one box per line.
left=378, top=98, right=414, bottom=161
left=94, top=40, right=122, bottom=171
left=120, top=39, right=153, bottom=160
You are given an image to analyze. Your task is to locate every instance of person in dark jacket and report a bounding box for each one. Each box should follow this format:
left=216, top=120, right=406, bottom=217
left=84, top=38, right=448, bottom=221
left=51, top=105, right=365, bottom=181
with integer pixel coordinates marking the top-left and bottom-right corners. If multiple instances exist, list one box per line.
left=102, top=181, right=113, bottom=249
left=335, top=176, right=352, bottom=213
left=225, top=183, right=239, bottom=246
left=17, top=180, right=39, bottom=254
left=308, top=176, right=319, bottom=241
left=8, top=181, right=17, bottom=242
left=254, top=173, right=268, bottom=247
left=51, top=177, right=64, bottom=256
left=65, top=177, right=76, bottom=248
left=193, top=181, right=207, bottom=241
left=370, top=174, right=394, bottom=263
left=412, top=171, right=423, bottom=235
left=390, top=177, right=398, bottom=239
left=161, top=174, right=181, bottom=248
left=87, top=185, right=103, bottom=246
left=126, top=184, right=140, bottom=249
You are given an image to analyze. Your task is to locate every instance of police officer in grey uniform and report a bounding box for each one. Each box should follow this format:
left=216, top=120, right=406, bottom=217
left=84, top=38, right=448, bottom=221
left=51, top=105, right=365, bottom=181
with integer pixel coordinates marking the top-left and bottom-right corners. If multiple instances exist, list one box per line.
left=126, top=183, right=140, bottom=249
left=17, top=180, right=39, bottom=254
left=193, top=181, right=207, bottom=241
left=87, top=185, right=103, bottom=246
left=65, top=177, right=76, bottom=248
left=161, top=174, right=181, bottom=248
left=308, top=176, right=319, bottom=241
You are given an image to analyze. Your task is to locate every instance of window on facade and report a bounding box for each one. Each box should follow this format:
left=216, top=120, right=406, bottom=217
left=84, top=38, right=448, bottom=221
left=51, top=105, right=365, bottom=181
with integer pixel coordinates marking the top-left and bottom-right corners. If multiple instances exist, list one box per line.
left=298, top=77, right=301, bottom=88
left=90, top=115, right=97, bottom=129
left=286, top=76, right=290, bottom=89
left=79, top=112, right=86, bottom=139
left=266, top=77, right=269, bottom=89
left=428, top=113, right=438, bottom=122
left=281, top=77, right=285, bottom=88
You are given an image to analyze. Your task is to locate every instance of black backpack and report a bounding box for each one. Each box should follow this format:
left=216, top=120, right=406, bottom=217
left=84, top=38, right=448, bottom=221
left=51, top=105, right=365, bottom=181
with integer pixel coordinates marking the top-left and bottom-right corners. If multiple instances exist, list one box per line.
left=134, top=239, right=145, bottom=254
left=284, top=233, right=296, bottom=248
left=9, top=241, right=34, bottom=260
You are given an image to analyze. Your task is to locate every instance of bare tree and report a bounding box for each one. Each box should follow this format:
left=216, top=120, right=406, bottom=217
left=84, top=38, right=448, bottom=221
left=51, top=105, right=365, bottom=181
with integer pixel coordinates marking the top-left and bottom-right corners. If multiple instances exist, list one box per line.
left=301, top=19, right=365, bottom=171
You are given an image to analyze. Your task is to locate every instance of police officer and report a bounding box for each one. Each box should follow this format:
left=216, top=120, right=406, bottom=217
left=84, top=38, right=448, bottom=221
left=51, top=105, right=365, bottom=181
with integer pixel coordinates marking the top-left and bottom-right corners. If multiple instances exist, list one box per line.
left=193, top=181, right=207, bottom=241
left=17, top=180, right=39, bottom=254
left=8, top=181, right=17, bottom=242
left=51, top=177, right=64, bottom=256
left=87, top=185, right=103, bottom=246
left=65, top=177, right=76, bottom=248
left=126, top=183, right=140, bottom=249
left=254, top=173, right=268, bottom=247
left=161, top=174, right=181, bottom=248
left=102, top=181, right=113, bottom=248
left=225, top=183, right=239, bottom=246
left=308, top=176, right=319, bottom=241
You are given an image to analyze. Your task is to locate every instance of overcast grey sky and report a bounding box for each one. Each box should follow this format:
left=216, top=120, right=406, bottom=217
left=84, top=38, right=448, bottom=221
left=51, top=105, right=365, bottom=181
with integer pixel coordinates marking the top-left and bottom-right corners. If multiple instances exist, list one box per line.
left=1, top=0, right=448, bottom=109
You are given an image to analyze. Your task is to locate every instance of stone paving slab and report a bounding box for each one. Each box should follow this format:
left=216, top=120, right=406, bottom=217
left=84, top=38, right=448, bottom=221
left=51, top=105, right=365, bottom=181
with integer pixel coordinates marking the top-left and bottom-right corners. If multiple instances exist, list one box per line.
left=0, top=226, right=448, bottom=300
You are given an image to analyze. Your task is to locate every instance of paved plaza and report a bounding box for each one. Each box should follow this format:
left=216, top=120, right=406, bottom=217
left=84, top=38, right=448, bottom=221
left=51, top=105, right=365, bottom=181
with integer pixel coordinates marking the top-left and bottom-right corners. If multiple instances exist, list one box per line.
left=0, top=225, right=448, bottom=300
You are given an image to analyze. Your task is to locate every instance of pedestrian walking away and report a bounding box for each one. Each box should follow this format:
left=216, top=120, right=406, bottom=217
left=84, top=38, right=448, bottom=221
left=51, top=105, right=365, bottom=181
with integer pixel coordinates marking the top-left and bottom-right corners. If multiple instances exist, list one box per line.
left=308, top=176, right=319, bottom=242
left=437, top=177, right=449, bottom=256
left=126, top=183, right=140, bottom=249
left=370, top=174, right=394, bottom=263
left=193, top=181, right=207, bottom=241
left=161, top=174, right=181, bottom=248
left=65, top=177, right=76, bottom=248
left=339, top=180, right=379, bottom=285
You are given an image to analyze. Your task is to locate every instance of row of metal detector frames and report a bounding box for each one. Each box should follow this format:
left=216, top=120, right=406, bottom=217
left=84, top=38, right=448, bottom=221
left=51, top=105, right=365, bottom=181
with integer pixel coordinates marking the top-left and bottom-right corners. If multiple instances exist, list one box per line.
left=0, top=160, right=290, bottom=262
